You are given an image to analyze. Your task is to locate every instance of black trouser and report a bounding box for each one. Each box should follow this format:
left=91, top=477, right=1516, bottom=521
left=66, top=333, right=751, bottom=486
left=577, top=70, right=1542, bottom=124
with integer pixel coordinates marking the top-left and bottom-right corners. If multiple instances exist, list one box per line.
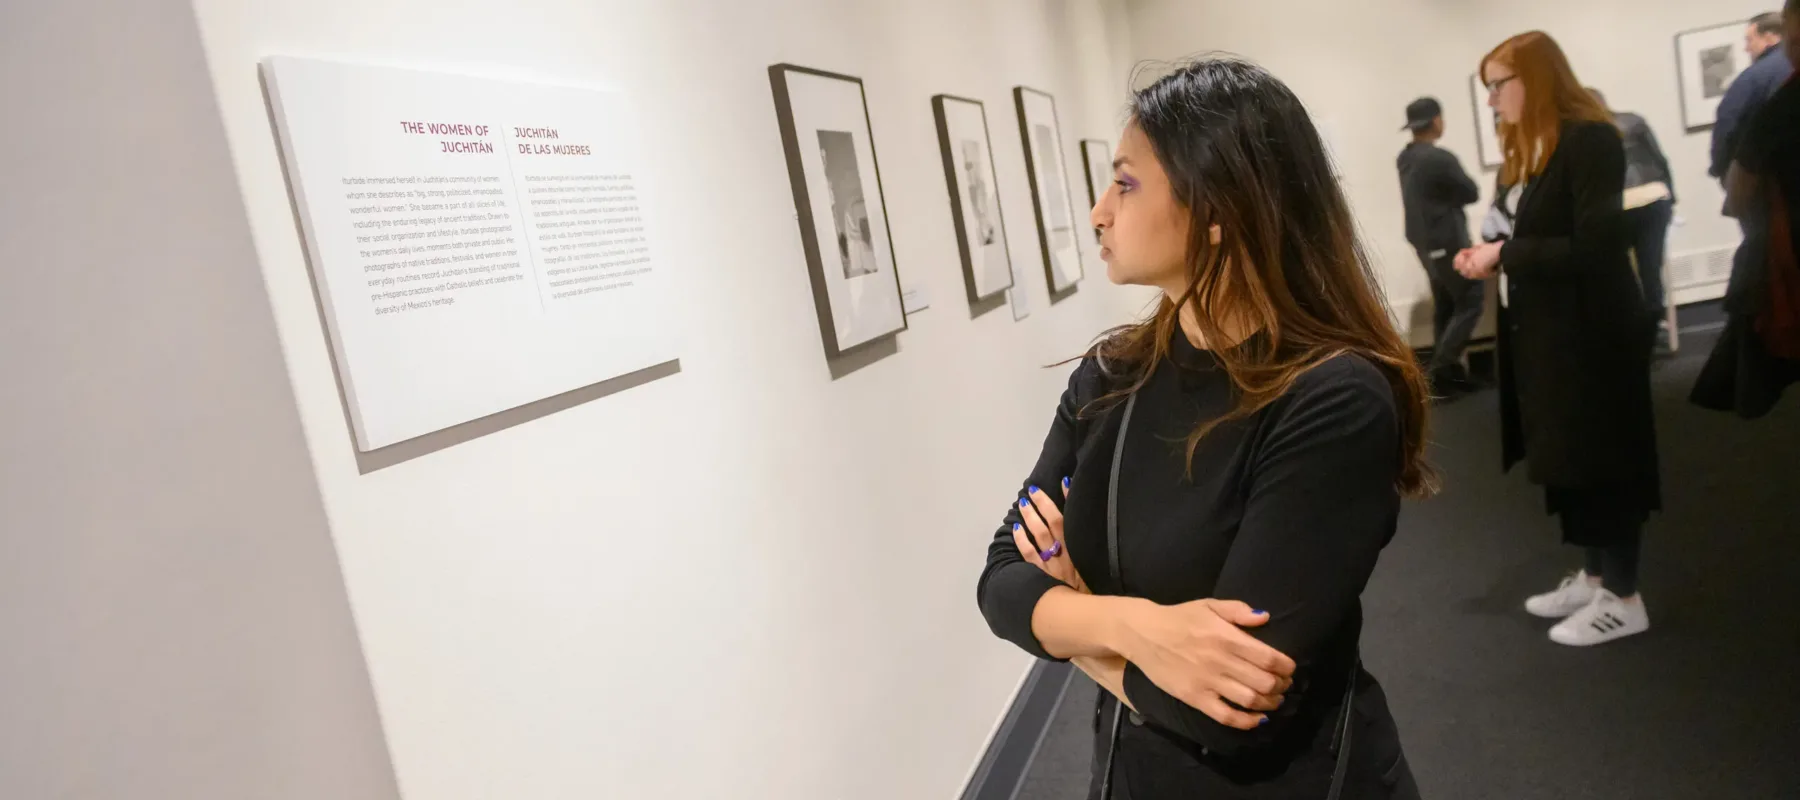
left=1625, top=199, right=1674, bottom=317
left=1559, top=503, right=1646, bottom=597
left=1419, top=247, right=1485, bottom=375
left=1584, top=540, right=1643, bottom=597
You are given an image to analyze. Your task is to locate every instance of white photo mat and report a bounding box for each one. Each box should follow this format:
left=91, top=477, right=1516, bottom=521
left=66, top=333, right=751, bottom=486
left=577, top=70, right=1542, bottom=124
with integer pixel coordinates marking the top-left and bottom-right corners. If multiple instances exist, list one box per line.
left=1015, top=86, right=1084, bottom=294
left=769, top=64, right=906, bottom=356
left=932, top=95, right=1015, bottom=304
left=1675, top=22, right=1752, bottom=131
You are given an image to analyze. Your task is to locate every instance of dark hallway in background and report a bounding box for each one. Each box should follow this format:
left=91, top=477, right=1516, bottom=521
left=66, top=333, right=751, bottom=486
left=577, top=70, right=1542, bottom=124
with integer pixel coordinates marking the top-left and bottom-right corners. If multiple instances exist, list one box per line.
left=1015, top=318, right=1800, bottom=800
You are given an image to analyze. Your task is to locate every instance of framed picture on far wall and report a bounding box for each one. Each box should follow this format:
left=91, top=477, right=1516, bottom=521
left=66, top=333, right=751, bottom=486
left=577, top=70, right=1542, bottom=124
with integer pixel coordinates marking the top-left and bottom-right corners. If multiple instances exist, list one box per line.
left=1468, top=73, right=1505, bottom=170
left=1080, top=139, right=1112, bottom=225
left=1675, top=22, right=1752, bottom=131
left=931, top=94, right=1014, bottom=305
left=1014, top=86, right=1084, bottom=295
left=769, top=63, right=906, bottom=358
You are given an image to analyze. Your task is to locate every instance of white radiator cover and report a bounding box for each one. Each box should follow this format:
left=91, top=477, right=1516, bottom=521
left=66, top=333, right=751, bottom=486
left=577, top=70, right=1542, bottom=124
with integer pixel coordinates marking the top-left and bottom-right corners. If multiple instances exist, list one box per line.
left=1667, top=244, right=1737, bottom=290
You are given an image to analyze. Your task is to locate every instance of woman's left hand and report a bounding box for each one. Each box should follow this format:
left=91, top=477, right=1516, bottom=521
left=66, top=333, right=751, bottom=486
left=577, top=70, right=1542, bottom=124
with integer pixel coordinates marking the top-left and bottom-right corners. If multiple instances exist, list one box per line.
left=1455, top=242, right=1502, bottom=280
left=1013, top=479, right=1089, bottom=594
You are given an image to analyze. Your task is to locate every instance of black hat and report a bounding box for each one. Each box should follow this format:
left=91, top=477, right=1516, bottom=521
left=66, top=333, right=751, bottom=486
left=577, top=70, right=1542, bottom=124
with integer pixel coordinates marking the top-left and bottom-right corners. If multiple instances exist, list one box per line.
left=1402, top=97, right=1442, bottom=132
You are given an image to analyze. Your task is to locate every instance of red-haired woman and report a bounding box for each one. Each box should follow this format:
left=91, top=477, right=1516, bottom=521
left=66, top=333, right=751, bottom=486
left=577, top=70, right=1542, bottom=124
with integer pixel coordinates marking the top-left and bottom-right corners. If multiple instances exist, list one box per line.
left=1457, top=31, right=1662, bottom=647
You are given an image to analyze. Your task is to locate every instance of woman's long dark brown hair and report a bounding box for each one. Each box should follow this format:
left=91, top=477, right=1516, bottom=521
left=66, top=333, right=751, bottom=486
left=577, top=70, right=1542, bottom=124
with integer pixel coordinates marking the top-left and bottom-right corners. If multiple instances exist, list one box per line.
left=1087, top=58, right=1435, bottom=497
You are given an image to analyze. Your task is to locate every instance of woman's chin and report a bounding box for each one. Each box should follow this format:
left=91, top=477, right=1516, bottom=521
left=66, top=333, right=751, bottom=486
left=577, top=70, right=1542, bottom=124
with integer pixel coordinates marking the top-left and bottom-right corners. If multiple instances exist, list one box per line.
left=1105, top=261, right=1129, bottom=286
left=1104, top=260, right=1160, bottom=288
left=1104, top=254, right=1137, bottom=286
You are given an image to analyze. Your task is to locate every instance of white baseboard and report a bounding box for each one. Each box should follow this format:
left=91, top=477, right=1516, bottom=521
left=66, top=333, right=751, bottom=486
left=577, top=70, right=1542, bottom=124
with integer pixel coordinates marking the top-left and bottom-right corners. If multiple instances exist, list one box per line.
left=1671, top=281, right=1728, bottom=307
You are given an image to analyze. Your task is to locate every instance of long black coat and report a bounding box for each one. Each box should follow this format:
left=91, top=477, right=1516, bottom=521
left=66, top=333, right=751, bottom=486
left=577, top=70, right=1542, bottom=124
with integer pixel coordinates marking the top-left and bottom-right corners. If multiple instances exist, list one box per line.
left=1492, top=121, right=1662, bottom=512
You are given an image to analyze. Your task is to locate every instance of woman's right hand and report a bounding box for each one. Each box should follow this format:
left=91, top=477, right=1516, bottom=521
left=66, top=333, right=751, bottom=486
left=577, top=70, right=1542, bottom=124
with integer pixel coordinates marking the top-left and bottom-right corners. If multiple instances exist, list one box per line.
left=1455, top=242, right=1502, bottom=279
left=1012, top=478, right=1088, bottom=594
left=1117, top=599, right=1297, bottom=730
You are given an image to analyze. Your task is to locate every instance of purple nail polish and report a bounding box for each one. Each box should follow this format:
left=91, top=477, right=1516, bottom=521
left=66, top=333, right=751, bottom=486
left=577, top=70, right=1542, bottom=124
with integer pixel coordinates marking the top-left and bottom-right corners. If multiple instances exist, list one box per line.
left=1020, top=498, right=1030, bottom=508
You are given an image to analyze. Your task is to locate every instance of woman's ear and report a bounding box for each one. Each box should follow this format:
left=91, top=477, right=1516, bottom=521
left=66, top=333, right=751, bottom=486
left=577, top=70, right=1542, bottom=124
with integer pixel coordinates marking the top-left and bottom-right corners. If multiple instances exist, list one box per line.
left=1209, top=224, right=1223, bottom=245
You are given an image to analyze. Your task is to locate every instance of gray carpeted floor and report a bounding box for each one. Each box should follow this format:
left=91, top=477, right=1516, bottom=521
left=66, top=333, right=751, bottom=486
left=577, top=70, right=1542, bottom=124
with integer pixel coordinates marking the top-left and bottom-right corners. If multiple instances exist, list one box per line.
left=1016, top=320, right=1800, bottom=799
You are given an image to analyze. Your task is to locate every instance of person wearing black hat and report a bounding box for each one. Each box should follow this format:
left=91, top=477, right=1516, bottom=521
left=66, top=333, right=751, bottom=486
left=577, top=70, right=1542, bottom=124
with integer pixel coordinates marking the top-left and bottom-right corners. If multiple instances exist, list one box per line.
left=1396, top=97, right=1484, bottom=398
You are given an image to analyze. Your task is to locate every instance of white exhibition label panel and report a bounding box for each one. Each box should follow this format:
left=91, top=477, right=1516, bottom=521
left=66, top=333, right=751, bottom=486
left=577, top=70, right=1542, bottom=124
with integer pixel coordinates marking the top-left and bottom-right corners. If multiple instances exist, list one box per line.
left=779, top=70, right=904, bottom=352
left=263, top=57, right=677, bottom=451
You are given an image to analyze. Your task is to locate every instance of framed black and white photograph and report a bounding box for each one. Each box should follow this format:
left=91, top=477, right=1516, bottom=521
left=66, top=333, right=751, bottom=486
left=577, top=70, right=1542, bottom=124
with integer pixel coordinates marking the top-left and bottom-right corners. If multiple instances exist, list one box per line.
left=1468, top=73, right=1505, bottom=170
left=1676, top=22, right=1751, bottom=131
left=769, top=64, right=906, bottom=357
left=1080, top=139, right=1112, bottom=220
left=1014, top=86, right=1084, bottom=294
left=931, top=95, right=1014, bottom=305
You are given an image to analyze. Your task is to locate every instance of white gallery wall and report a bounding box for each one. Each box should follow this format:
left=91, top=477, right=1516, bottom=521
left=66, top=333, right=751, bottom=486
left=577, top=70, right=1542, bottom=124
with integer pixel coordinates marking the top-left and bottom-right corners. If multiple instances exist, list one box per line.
left=1125, top=0, right=1769, bottom=330
left=0, top=1, right=398, bottom=798
left=24, top=1, right=1754, bottom=796
left=188, top=0, right=1145, bottom=798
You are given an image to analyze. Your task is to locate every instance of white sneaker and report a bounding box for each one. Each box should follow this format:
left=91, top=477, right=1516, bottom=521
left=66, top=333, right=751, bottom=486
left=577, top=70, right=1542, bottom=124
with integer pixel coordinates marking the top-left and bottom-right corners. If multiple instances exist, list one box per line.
left=1524, top=571, right=1600, bottom=618
left=1549, top=590, right=1650, bottom=647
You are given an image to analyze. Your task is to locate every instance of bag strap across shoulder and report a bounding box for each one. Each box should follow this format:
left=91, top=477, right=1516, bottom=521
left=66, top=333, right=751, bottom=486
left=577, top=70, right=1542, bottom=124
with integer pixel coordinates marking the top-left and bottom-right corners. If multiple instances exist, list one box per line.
left=1326, top=659, right=1359, bottom=800
left=1105, top=392, right=1137, bottom=586
left=1098, top=392, right=1136, bottom=800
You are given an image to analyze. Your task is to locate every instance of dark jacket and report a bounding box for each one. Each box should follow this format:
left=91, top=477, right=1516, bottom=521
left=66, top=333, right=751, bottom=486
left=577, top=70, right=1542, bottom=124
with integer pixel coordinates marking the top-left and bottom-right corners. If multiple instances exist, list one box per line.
left=1615, top=111, right=1674, bottom=200
left=1397, top=141, right=1480, bottom=252
left=1492, top=121, right=1662, bottom=510
left=1693, top=74, right=1800, bottom=418
left=1712, top=47, right=1794, bottom=181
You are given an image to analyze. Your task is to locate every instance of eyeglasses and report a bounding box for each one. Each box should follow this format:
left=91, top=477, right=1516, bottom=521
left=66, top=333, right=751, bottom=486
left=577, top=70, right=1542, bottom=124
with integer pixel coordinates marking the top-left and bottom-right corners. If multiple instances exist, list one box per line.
left=1485, top=75, right=1519, bottom=96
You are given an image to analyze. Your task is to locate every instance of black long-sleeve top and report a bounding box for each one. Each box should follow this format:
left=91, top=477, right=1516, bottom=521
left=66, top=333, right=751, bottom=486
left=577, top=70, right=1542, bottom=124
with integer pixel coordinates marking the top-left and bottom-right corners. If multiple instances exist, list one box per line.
left=976, top=334, right=1410, bottom=791
left=1397, top=140, right=1480, bottom=252
left=1615, top=111, right=1675, bottom=201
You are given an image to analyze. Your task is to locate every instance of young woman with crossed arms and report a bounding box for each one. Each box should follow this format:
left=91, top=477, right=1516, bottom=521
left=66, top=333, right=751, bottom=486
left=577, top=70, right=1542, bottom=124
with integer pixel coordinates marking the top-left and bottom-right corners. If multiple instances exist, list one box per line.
left=976, top=59, right=1431, bottom=798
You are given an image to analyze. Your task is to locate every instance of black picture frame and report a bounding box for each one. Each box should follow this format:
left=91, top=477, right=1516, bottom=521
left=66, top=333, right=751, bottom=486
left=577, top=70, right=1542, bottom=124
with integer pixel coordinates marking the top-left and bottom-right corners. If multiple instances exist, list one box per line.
left=1467, top=73, right=1505, bottom=171
left=1014, top=86, right=1084, bottom=296
left=1079, top=139, right=1111, bottom=209
left=768, top=63, right=908, bottom=359
left=1674, top=21, right=1750, bottom=133
left=931, top=94, right=1015, bottom=306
